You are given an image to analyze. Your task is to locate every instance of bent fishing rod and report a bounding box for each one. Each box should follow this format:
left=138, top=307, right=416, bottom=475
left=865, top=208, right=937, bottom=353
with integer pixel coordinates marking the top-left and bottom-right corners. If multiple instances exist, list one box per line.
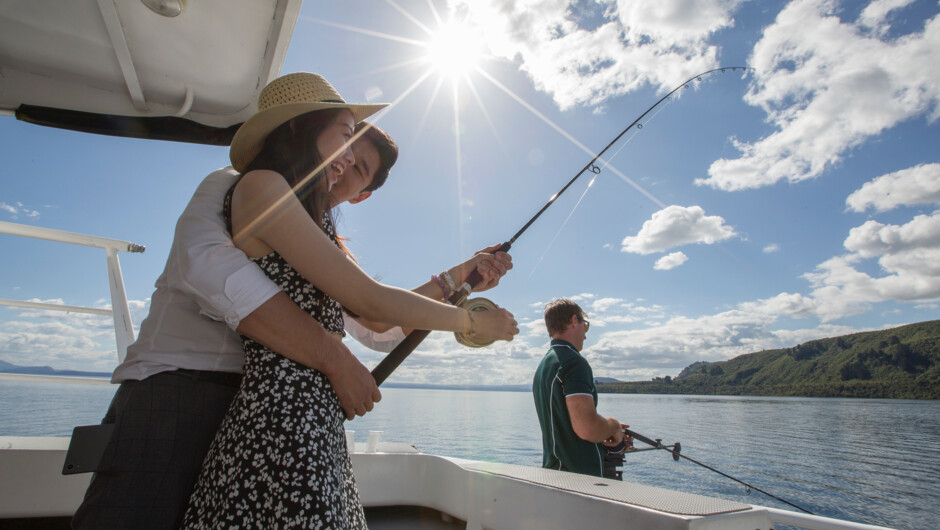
left=371, top=66, right=752, bottom=385
left=624, top=428, right=814, bottom=514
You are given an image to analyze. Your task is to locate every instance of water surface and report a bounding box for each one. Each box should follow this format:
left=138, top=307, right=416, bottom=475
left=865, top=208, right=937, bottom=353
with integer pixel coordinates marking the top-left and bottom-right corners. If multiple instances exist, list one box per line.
left=3, top=380, right=937, bottom=529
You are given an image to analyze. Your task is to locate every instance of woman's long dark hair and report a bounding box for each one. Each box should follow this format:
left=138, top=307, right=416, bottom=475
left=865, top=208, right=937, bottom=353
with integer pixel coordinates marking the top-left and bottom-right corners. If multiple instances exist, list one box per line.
left=243, top=108, right=346, bottom=233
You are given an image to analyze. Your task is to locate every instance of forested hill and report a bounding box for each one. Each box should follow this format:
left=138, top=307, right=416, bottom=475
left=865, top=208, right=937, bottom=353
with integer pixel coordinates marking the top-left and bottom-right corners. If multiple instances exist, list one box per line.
left=596, top=320, right=940, bottom=399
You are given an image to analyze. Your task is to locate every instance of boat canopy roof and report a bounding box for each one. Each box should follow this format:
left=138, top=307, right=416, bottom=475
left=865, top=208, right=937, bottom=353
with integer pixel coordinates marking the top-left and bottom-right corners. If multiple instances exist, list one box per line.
left=0, top=0, right=301, bottom=145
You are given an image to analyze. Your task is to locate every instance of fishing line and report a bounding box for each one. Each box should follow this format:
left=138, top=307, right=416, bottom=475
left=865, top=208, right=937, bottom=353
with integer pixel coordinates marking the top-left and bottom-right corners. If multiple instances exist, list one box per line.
left=625, top=428, right=814, bottom=514
left=371, top=66, right=754, bottom=385
left=527, top=174, right=598, bottom=279
left=527, top=93, right=677, bottom=278
left=601, top=93, right=674, bottom=169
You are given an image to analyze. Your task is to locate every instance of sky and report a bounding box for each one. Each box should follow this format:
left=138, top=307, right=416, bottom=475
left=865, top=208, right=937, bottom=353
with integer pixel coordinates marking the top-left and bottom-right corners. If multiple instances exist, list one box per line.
left=1, top=0, right=939, bottom=385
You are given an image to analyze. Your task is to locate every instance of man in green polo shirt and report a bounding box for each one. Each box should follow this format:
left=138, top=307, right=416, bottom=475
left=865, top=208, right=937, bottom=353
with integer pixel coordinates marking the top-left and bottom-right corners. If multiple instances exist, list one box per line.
left=532, top=298, right=630, bottom=477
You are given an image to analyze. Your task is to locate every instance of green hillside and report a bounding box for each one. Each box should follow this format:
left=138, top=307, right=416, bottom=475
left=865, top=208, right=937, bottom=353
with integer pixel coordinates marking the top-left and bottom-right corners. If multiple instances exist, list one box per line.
left=597, top=320, right=940, bottom=399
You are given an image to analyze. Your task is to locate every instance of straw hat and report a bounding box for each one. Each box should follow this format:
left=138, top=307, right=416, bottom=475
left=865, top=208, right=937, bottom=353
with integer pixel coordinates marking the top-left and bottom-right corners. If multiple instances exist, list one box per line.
left=230, top=72, right=387, bottom=172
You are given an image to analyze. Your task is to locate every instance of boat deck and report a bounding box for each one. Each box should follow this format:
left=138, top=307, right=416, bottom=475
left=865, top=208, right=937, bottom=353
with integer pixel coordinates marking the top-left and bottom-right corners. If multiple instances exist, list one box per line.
left=463, top=461, right=751, bottom=517
left=0, top=507, right=465, bottom=530
left=1, top=437, right=892, bottom=529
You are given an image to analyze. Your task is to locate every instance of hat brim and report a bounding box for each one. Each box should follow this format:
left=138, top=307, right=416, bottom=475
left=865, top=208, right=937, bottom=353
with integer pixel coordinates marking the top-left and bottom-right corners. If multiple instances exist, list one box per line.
left=230, top=101, right=387, bottom=172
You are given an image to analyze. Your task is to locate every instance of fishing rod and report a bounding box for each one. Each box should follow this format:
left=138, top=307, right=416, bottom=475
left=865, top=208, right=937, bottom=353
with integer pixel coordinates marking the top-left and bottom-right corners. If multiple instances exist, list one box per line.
left=371, top=66, right=753, bottom=385
left=624, top=427, right=814, bottom=514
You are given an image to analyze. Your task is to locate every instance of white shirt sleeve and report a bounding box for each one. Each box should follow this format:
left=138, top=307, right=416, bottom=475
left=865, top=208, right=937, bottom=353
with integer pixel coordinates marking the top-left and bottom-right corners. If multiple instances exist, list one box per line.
left=343, top=314, right=407, bottom=353
left=165, top=167, right=281, bottom=330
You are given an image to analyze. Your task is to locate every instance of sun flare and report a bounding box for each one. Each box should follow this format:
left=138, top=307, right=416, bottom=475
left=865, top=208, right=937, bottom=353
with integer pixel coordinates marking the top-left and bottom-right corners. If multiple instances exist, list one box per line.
left=424, top=21, right=484, bottom=79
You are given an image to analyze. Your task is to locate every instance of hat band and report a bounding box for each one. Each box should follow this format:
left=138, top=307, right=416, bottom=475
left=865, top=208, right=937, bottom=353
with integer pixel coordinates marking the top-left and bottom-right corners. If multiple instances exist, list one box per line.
left=259, top=98, right=347, bottom=112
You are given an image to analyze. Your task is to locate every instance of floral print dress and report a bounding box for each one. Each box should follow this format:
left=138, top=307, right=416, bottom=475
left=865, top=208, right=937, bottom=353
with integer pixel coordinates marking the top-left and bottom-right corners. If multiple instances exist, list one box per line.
left=182, top=188, right=366, bottom=529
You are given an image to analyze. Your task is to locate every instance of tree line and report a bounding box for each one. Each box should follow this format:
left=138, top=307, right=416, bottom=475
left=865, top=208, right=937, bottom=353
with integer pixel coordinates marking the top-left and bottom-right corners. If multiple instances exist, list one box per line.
left=597, top=320, right=940, bottom=399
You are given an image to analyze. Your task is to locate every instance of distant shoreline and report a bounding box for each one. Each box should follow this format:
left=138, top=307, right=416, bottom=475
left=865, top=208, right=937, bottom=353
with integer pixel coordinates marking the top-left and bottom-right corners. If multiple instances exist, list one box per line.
left=2, top=360, right=624, bottom=393
left=381, top=382, right=531, bottom=392
left=0, top=373, right=112, bottom=385
left=0, top=369, right=531, bottom=392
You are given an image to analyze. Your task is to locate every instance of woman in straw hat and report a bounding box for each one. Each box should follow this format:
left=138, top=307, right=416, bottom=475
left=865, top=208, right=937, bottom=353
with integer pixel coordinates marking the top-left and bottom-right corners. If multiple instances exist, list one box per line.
left=180, top=73, right=518, bottom=528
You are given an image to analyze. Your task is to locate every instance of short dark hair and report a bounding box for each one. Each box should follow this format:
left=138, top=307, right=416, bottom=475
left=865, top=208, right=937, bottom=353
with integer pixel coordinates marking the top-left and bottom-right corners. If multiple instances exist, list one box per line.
left=355, top=121, right=398, bottom=192
left=544, top=298, right=587, bottom=336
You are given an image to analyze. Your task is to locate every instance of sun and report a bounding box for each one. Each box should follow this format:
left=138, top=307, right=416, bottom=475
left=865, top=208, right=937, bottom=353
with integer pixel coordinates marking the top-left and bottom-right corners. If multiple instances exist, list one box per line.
left=424, top=20, right=485, bottom=79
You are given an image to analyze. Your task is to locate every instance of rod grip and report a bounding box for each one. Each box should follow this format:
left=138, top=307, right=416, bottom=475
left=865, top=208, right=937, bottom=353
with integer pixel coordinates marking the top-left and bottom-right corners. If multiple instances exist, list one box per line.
left=371, top=329, right=431, bottom=385
left=448, top=240, right=512, bottom=303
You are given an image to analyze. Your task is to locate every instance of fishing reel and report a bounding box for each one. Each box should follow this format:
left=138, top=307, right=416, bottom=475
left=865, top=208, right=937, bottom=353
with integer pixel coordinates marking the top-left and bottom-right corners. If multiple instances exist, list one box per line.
left=453, top=296, right=499, bottom=348
left=606, top=433, right=636, bottom=456
left=603, top=431, right=635, bottom=480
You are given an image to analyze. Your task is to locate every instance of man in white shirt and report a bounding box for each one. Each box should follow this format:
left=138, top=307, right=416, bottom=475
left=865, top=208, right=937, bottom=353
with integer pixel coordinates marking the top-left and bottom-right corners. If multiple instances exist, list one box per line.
left=73, top=121, right=511, bottom=529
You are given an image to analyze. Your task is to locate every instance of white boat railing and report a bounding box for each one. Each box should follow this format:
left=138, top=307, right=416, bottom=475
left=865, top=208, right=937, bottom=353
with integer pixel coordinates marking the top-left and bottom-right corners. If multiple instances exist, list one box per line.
left=0, top=220, right=144, bottom=363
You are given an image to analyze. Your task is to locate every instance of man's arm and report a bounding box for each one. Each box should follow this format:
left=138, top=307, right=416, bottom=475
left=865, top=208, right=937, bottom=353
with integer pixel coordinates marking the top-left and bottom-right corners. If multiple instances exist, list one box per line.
left=566, top=395, right=624, bottom=444
left=344, top=316, right=406, bottom=353
left=170, top=169, right=378, bottom=418
left=237, top=292, right=380, bottom=419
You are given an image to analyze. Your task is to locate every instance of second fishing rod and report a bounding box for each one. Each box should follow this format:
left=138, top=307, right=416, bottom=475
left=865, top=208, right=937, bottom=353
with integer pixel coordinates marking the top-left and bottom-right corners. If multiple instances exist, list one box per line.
left=622, top=427, right=815, bottom=514
left=371, top=66, right=752, bottom=385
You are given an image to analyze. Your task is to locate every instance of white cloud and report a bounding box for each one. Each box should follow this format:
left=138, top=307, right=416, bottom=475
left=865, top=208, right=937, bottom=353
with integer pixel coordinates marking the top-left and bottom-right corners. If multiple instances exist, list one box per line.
left=519, top=318, right=548, bottom=340
left=654, top=251, right=688, bottom=270
left=0, top=298, right=151, bottom=371
left=699, top=0, right=940, bottom=191
left=745, top=161, right=940, bottom=323
left=615, top=0, right=743, bottom=45
left=569, top=293, right=596, bottom=303
left=763, top=243, right=780, bottom=253
left=0, top=285, right=890, bottom=386
left=586, top=310, right=778, bottom=374
left=1, top=317, right=120, bottom=372
left=452, top=0, right=732, bottom=110
left=345, top=327, right=545, bottom=386
left=846, top=163, right=940, bottom=212
left=738, top=292, right=818, bottom=317
left=844, top=212, right=940, bottom=258
left=583, top=298, right=668, bottom=327
left=621, top=205, right=736, bottom=254
left=584, top=306, right=870, bottom=379
left=800, top=211, right=940, bottom=320
left=0, top=201, right=40, bottom=220
left=339, top=293, right=676, bottom=383
left=769, top=323, right=872, bottom=349
left=589, top=297, right=626, bottom=313
left=859, top=0, right=918, bottom=35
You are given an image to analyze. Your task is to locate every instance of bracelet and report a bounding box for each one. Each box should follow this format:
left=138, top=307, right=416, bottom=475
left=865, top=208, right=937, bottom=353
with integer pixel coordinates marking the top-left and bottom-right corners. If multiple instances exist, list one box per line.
left=465, top=308, right=477, bottom=337
left=441, top=270, right=458, bottom=295
left=431, top=274, right=450, bottom=300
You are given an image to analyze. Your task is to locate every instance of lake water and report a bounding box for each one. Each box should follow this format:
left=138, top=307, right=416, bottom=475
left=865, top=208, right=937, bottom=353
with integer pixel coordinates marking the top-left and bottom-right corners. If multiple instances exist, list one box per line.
left=2, top=378, right=938, bottom=529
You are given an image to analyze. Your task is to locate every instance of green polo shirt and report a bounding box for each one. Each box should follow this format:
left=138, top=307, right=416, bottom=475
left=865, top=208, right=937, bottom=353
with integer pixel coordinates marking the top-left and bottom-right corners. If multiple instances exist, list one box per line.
left=532, top=338, right=604, bottom=477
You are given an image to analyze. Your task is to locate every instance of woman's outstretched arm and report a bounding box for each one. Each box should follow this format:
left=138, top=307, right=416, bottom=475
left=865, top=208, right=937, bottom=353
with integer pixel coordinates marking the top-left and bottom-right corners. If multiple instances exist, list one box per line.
left=231, top=171, right=519, bottom=342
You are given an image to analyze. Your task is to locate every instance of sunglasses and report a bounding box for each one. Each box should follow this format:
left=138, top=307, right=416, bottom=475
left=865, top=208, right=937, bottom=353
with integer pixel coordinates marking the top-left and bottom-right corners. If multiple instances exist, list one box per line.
left=581, top=318, right=590, bottom=332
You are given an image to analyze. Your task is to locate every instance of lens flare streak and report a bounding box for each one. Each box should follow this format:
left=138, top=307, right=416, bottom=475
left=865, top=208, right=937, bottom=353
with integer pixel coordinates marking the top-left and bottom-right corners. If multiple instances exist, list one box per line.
left=527, top=175, right=599, bottom=279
